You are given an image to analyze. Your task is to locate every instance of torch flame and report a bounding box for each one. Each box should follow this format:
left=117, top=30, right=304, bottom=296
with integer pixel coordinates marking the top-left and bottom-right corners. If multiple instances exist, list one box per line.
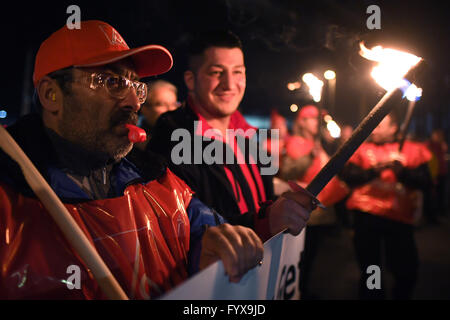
left=359, top=42, right=422, bottom=92
left=323, top=114, right=341, bottom=138
left=404, top=83, right=423, bottom=102
left=327, top=120, right=341, bottom=138
left=302, top=73, right=324, bottom=102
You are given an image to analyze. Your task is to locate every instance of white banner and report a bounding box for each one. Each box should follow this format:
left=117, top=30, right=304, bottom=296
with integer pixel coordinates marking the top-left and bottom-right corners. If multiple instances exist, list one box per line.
left=160, top=229, right=305, bottom=300
left=273, top=231, right=305, bottom=300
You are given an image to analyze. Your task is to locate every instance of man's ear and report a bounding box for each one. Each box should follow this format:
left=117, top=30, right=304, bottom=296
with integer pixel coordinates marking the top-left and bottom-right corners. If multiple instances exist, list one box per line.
left=184, top=70, right=195, bottom=91
left=37, top=76, right=63, bottom=113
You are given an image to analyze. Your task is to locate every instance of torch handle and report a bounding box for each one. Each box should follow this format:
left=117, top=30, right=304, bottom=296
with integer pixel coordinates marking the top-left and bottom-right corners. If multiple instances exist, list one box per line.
left=398, top=100, right=416, bottom=151
left=305, top=58, right=425, bottom=196
left=0, top=125, right=129, bottom=300
left=306, top=88, right=403, bottom=196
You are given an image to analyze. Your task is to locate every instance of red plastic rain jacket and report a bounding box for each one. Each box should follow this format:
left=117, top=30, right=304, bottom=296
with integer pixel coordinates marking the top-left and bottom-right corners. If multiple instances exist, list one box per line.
left=346, top=141, right=432, bottom=224
left=0, top=115, right=222, bottom=299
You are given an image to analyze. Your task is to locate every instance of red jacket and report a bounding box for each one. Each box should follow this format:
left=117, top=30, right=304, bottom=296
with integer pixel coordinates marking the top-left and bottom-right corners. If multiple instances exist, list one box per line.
left=284, top=135, right=348, bottom=206
left=346, top=141, right=432, bottom=224
left=0, top=169, right=192, bottom=299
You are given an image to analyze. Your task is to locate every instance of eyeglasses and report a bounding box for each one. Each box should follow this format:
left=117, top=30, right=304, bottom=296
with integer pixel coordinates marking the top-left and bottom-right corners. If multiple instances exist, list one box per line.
left=74, top=71, right=148, bottom=104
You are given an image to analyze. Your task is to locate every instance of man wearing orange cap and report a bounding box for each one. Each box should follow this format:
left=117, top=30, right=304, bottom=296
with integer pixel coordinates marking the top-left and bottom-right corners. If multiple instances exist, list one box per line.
left=0, top=21, right=265, bottom=299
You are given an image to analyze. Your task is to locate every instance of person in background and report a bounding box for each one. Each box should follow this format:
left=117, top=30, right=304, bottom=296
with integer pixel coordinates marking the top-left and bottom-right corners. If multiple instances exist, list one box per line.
left=340, top=125, right=354, bottom=146
left=270, top=109, right=289, bottom=146
left=427, top=129, right=448, bottom=219
left=128, top=80, right=180, bottom=167
left=138, top=80, right=180, bottom=140
left=334, top=124, right=354, bottom=229
left=280, top=104, right=348, bottom=299
left=339, top=112, right=433, bottom=299
left=267, top=109, right=291, bottom=196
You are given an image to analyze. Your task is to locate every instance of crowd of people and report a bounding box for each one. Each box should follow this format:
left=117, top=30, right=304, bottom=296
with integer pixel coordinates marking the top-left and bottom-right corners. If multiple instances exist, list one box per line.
left=0, top=20, right=448, bottom=300
left=271, top=106, right=448, bottom=299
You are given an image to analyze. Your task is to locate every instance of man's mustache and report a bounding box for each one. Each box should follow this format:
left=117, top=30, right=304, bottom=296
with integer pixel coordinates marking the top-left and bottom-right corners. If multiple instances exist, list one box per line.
left=110, top=109, right=138, bottom=127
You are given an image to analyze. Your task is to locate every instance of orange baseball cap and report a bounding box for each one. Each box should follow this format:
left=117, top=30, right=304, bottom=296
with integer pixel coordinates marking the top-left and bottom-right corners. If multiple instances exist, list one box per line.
left=296, top=105, right=318, bottom=121
left=33, top=20, right=173, bottom=86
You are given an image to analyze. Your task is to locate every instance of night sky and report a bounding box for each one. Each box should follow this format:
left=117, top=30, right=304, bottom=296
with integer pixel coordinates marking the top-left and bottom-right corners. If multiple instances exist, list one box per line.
left=1, top=0, right=449, bottom=137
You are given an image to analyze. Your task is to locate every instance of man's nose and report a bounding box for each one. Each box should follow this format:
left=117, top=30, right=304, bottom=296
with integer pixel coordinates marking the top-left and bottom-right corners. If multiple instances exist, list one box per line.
left=220, top=71, right=234, bottom=90
left=121, top=87, right=141, bottom=113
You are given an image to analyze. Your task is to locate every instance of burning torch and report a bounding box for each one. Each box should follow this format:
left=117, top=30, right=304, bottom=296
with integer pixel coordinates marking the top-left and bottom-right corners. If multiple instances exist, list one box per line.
left=289, top=43, right=425, bottom=207
left=359, top=42, right=423, bottom=151
left=302, top=73, right=324, bottom=104
left=398, top=84, right=423, bottom=150
left=323, top=113, right=341, bottom=139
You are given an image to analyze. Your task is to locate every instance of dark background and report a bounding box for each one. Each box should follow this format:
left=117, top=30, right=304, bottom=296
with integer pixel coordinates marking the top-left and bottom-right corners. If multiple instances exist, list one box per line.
left=1, top=0, right=449, bottom=137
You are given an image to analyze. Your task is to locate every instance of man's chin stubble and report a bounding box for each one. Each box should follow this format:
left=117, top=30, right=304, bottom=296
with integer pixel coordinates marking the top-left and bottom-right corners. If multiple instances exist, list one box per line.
left=107, top=140, right=133, bottom=162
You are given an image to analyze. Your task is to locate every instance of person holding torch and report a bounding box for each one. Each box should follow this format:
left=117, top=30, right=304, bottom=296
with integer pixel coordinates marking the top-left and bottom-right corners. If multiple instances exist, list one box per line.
left=146, top=30, right=315, bottom=244
left=280, top=104, right=349, bottom=299
left=0, top=20, right=268, bottom=299
left=339, top=112, right=433, bottom=299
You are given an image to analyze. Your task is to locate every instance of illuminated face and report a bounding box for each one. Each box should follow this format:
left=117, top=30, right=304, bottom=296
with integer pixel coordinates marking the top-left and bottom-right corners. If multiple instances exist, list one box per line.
left=141, top=86, right=178, bottom=126
left=272, top=119, right=288, bottom=139
left=300, top=117, right=319, bottom=137
left=371, top=115, right=397, bottom=144
left=58, top=60, right=142, bottom=161
left=189, top=47, right=246, bottom=119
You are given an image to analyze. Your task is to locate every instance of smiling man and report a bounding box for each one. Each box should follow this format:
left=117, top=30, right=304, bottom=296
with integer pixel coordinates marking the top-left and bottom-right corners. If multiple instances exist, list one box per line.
left=184, top=45, right=246, bottom=134
left=0, top=21, right=265, bottom=299
left=146, top=30, right=314, bottom=242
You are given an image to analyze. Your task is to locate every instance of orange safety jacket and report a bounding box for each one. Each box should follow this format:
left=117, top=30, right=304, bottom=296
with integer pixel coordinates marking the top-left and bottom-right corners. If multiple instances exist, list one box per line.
left=0, top=169, right=193, bottom=299
left=346, top=141, right=432, bottom=224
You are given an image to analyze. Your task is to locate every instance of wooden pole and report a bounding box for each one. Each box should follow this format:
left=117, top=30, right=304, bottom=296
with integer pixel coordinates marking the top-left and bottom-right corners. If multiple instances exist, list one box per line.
left=398, top=100, right=416, bottom=151
left=306, top=60, right=425, bottom=196
left=0, top=125, right=129, bottom=300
